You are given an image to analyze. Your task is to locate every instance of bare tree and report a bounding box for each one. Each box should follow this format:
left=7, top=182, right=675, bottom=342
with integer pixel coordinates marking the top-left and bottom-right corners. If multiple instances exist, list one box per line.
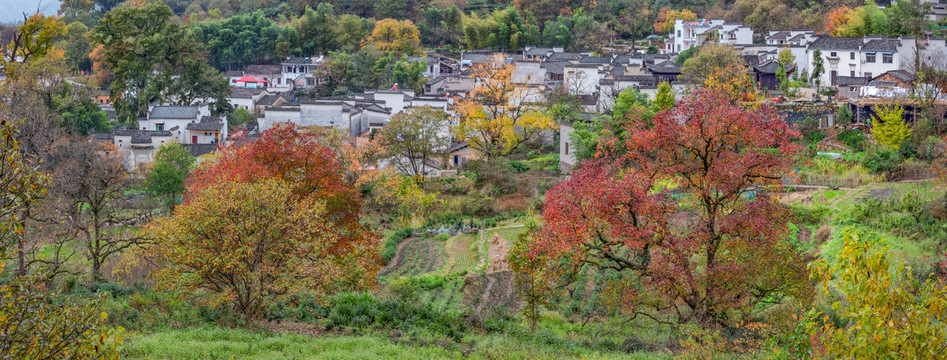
left=44, top=137, right=150, bottom=281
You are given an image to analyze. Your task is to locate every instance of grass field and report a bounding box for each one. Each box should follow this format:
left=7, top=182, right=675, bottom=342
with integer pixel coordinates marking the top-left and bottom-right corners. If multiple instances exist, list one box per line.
left=123, top=326, right=674, bottom=360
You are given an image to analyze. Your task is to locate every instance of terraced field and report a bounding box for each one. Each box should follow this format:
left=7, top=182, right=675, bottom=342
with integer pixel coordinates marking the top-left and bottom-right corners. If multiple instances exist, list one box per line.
left=380, top=238, right=444, bottom=277
left=440, top=234, right=479, bottom=275
left=381, top=226, right=527, bottom=279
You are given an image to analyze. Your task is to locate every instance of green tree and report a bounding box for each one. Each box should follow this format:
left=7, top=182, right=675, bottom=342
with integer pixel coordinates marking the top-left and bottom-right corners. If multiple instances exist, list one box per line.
left=146, top=143, right=196, bottom=210
left=227, top=108, right=254, bottom=130
left=654, top=82, right=676, bottom=110
left=811, top=49, right=825, bottom=93
left=612, top=87, right=655, bottom=121
left=776, top=48, right=795, bottom=94
left=872, top=104, right=912, bottom=150
left=294, top=4, right=339, bottom=55
left=675, top=45, right=699, bottom=65
left=647, top=44, right=659, bottom=54
left=379, top=106, right=450, bottom=182
left=93, top=1, right=228, bottom=124
left=807, top=230, right=947, bottom=359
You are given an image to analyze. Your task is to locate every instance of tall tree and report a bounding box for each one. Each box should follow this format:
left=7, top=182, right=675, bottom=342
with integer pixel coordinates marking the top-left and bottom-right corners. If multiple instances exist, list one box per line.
left=454, top=54, right=556, bottom=158
left=517, top=90, right=810, bottom=328
left=811, top=49, right=825, bottom=94
left=93, top=1, right=228, bottom=124
left=872, top=104, right=912, bottom=150
left=294, top=4, right=339, bottom=55
left=146, top=179, right=356, bottom=318
left=44, top=138, right=147, bottom=280
left=379, top=106, right=451, bottom=182
left=363, top=18, right=421, bottom=57
left=185, top=124, right=380, bottom=289
left=145, top=143, right=195, bottom=210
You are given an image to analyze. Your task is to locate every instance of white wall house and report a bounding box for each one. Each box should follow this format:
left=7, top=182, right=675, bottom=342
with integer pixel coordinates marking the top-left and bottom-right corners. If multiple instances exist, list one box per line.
left=807, top=36, right=908, bottom=86
left=139, top=105, right=229, bottom=144
left=666, top=19, right=753, bottom=53
left=766, top=30, right=816, bottom=46
left=95, top=130, right=175, bottom=169
left=282, top=55, right=325, bottom=89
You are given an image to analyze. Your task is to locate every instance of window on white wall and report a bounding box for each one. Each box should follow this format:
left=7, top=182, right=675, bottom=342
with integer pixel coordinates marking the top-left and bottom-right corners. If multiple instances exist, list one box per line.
left=850, top=52, right=855, bottom=60
left=883, top=53, right=893, bottom=63
left=866, top=53, right=876, bottom=62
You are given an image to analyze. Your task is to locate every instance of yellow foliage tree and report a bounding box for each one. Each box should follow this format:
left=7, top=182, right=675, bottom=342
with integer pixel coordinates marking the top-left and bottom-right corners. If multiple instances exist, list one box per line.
left=808, top=230, right=947, bottom=359
left=683, top=44, right=759, bottom=104
left=654, top=8, right=697, bottom=33
left=454, top=54, right=555, bottom=158
left=872, top=104, right=912, bottom=150
left=362, top=18, right=421, bottom=57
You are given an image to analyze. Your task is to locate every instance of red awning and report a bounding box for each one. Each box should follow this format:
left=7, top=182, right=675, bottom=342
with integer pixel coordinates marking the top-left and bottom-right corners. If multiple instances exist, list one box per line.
left=234, top=76, right=269, bottom=83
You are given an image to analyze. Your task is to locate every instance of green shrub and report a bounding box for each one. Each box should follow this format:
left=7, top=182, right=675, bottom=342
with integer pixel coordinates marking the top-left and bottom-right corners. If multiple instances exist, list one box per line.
left=862, top=149, right=901, bottom=174
left=837, top=129, right=865, bottom=151
left=509, top=160, right=529, bottom=173
left=898, top=138, right=917, bottom=159
left=326, top=292, right=465, bottom=338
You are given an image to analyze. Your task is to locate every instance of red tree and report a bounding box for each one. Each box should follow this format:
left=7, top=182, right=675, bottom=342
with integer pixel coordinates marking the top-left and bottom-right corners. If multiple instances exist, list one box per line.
left=522, top=90, right=811, bottom=328
left=186, top=124, right=379, bottom=289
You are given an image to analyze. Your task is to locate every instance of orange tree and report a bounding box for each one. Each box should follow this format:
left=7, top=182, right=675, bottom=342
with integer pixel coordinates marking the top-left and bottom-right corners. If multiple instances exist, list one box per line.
left=146, top=124, right=380, bottom=318
left=454, top=54, right=555, bottom=158
left=515, top=90, right=811, bottom=329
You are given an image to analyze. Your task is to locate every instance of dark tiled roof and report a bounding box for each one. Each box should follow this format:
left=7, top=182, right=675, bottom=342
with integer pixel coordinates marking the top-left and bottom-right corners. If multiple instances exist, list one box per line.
left=614, top=75, right=654, bottom=83
left=541, top=61, right=566, bottom=74
left=862, top=38, right=899, bottom=52
left=187, top=116, right=224, bottom=131
left=767, top=31, right=791, bottom=41
left=114, top=129, right=173, bottom=144
left=245, top=65, right=282, bottom=74
left=150, top=106, right=200, bottom=120
left=579, top=56, right=611, bottom=64
left=835, top=76, right=868, bottom=86
left=879, top=70, right=915, bottom=82
left=753, top=60, right=795, bottom=74
left=546, top=52, right=581, bottom=62
left=282, top=56, right=320, bottom=64
left=257, top=94, right=284, bottom=105
left=809, top=36, right=863, bottom=50
left=525, top=47, right=553, bottom=56
left=225, top=70, right=244, bottom=77
left=868, top=80, right=897, bottom=87
left=229, top=87, right=267, bottom=99
left=182, top=144, right=217, bottom=157
left=648, top=61, right=682, bottom=74
left=92, top=132, right=113, bottom=141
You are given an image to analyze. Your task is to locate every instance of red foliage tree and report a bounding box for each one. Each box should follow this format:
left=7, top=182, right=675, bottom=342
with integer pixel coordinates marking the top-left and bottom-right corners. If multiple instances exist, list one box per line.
left=186, top=124, right=379, bottom=289
left=521, top=90, right=811, bottom=328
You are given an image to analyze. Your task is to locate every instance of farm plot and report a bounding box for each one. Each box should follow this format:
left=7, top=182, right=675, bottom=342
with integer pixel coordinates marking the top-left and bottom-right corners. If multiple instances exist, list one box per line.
left=439, top=234, right=480, bottom=275
left=380, top=238, right=445, bottom=278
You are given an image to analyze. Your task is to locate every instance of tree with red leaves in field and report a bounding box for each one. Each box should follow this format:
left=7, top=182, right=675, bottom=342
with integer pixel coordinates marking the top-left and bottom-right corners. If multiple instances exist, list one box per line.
left=518, top=90, right=811, bottom=328
left=147, top=124, right=380, bottom=317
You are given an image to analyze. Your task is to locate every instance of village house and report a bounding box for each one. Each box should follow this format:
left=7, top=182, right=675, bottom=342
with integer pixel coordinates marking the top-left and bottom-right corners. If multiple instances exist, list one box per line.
left=666, top=19, right=753, bottom=53
left=282, top=55, right=325, bottom=89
